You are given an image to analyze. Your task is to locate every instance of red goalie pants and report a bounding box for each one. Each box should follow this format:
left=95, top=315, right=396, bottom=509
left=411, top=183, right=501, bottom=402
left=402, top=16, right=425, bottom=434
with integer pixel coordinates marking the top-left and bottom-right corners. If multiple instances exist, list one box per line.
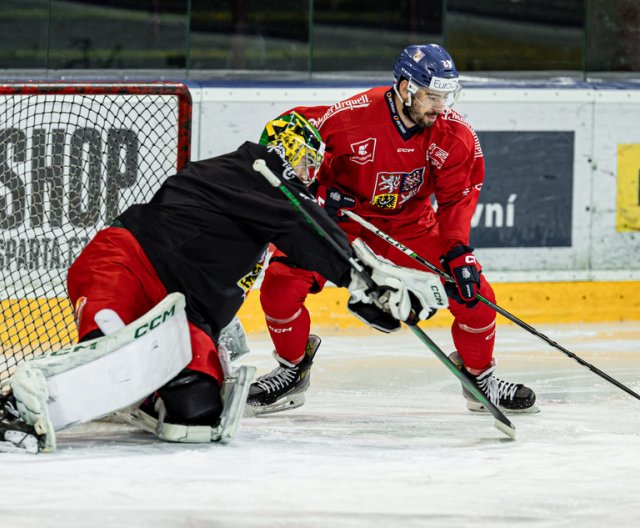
left=67, top=227, right=223, bottom=383
left=260, top=219, right=498, bottom=372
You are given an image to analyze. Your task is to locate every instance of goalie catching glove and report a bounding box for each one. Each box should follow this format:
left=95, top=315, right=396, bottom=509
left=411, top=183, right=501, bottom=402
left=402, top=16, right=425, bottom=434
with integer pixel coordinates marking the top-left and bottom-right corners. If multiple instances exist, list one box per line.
left=347, top=238, right=448, bottom=332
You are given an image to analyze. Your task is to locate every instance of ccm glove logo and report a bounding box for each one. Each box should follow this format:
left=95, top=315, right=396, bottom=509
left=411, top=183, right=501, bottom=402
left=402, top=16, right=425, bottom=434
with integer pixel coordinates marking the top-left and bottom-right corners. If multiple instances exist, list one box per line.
left=430, top=284, right=446, bottom=307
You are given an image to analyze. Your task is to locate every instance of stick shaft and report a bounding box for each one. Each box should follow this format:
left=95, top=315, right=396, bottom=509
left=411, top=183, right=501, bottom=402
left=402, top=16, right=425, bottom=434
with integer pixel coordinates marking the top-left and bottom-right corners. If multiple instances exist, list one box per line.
left=408, top=324, right=515, bottom=439
left=343, top=210, right=640, bottom=401
left=253, top=159, right=368, bottom=278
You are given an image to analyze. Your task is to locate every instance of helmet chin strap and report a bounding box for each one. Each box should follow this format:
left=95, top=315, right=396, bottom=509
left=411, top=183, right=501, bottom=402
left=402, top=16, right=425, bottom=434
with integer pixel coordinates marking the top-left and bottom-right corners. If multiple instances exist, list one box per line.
left=393, top=83, right=413, bottom=107
left=393, top=83, right=418, bottom=125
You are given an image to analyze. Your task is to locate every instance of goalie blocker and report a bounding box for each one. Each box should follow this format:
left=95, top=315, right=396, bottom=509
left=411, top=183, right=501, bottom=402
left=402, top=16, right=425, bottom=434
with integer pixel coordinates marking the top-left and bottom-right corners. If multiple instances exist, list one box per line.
left=0, top=293, right=255, bottom=454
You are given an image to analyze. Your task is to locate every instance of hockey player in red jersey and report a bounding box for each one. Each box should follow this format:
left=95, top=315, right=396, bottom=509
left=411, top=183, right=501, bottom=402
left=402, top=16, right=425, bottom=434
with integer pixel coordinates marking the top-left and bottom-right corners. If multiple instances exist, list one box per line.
left=247, top=44, right=538, bottom=416
left=0, top=112, right=447, bottom=453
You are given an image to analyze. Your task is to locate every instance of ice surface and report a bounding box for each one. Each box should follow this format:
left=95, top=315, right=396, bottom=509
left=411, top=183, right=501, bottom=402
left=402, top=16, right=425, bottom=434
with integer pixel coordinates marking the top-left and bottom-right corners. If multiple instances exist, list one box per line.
left=2, top=323, right=639, bottom=528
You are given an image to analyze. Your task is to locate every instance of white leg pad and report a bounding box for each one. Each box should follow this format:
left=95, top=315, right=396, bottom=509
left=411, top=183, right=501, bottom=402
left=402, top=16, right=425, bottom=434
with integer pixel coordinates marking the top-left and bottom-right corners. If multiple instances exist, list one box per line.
left=10, top=366, right=56, bottom=452
left=11, top=293, right=192, bottom=451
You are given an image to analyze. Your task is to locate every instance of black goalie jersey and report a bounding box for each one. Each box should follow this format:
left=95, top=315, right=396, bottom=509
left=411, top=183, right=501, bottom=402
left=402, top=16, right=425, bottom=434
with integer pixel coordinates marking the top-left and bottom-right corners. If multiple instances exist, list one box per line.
left=117, top=141, right=353, bottom=340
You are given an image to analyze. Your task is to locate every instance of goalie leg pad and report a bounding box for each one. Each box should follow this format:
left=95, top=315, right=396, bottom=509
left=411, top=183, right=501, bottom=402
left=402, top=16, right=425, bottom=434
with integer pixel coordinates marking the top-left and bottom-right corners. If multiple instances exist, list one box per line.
left=10, top=293, right=192, bottom=452
left=217, top=365, right=256, bottom=443
left=11, top=365, right=56, bottom=452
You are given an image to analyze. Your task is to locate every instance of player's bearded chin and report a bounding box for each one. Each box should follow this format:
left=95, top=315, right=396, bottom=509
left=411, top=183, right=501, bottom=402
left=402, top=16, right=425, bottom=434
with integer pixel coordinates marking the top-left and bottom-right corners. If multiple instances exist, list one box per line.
left=406, top=104, right=438, bottom=129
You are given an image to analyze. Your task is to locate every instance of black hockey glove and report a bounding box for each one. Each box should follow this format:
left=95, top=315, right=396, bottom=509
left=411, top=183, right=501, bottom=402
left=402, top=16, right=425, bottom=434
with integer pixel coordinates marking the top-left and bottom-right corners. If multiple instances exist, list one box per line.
left=347, top=299, right=401, bottom=333
left=440, top=244, right=481, bottom=308
left=316, top=186, right=356, bottom=222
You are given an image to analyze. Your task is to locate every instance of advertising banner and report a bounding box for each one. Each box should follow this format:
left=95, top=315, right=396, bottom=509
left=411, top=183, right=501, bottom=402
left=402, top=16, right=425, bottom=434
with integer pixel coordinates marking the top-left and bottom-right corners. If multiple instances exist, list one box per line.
left=471, top=131, right=575, bottom=248
left=0, top=94, right=178, bottom=296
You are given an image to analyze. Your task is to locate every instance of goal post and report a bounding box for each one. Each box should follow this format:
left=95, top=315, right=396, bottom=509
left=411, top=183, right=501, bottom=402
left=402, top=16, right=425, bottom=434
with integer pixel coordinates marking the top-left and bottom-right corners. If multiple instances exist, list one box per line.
left=0, top=81, right=192, bottom=389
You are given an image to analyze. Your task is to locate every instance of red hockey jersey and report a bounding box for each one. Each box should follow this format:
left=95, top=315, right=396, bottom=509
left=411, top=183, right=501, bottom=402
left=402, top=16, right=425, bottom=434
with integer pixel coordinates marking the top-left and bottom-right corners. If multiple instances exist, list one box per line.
left=289, top=86, right=484, bottom=252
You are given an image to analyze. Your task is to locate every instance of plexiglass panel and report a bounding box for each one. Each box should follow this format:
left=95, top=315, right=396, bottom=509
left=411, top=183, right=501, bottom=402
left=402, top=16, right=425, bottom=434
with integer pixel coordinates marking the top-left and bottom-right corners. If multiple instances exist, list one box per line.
left=0, top=0, right=638, bottom=75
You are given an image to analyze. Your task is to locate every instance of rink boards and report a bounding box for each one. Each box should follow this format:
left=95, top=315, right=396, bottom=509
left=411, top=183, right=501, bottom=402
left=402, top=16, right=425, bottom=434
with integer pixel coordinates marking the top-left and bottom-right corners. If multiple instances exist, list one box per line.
left=2, top=279, right=640, bottom=357
left=234, top=279, right=640, bottom=332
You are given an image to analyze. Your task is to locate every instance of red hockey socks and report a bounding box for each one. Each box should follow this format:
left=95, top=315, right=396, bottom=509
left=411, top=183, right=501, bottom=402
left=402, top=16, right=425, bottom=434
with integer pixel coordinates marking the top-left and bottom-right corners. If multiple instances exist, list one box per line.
left=451, top=320, right=496, bottom=374
left=265, top=306, right=311, bottom=365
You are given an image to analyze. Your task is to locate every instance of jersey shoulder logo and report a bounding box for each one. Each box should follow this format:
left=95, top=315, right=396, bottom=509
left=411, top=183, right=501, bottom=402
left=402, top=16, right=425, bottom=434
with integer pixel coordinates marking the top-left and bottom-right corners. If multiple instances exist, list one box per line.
left=350, top=138, right=376, bottom=165
left=371, top=167, right=425, bottom=209
left=427, top=143, right=450, bottom=169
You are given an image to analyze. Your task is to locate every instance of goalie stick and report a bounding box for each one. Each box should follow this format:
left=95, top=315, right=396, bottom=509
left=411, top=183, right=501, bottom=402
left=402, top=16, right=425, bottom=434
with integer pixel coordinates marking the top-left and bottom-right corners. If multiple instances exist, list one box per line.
left=252, top=159, right=516, bottom=440
left=342, top=209, right=640, bottom=403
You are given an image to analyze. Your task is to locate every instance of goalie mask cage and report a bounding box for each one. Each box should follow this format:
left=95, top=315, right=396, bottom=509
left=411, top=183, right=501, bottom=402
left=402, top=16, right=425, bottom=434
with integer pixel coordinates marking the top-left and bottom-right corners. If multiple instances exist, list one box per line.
left=0, top=82, right=192, bottom=390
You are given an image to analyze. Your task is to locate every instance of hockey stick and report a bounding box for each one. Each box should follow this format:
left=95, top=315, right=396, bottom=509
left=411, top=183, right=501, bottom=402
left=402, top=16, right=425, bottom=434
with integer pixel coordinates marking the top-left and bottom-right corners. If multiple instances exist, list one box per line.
left=343, top=210, right=640, bottom=402
left=405, top=325, right=515, bottom=439
left=252, top=159, right=516, bottom=439
left=252, top=160, right=368, bottom=278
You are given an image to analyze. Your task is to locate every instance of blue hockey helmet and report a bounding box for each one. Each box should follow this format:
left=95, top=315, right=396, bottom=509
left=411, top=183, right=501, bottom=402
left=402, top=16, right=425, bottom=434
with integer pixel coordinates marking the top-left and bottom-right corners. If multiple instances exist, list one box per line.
left=393, top=44, right=461, bottom=106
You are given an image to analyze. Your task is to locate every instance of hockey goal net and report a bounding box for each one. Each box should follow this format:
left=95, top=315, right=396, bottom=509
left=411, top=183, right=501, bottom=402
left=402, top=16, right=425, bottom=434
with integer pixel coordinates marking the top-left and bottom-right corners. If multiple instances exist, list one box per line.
left=0, top=82, right=192, bottom=390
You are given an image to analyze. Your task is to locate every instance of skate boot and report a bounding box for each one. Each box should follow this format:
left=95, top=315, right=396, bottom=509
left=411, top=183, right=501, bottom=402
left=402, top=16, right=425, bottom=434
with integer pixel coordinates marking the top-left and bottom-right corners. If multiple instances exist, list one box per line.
left=0, top=391, right=43, bottom=454
left=244, top=334, right=321, bottom=417
left=449, top=352, right=539, bottom=413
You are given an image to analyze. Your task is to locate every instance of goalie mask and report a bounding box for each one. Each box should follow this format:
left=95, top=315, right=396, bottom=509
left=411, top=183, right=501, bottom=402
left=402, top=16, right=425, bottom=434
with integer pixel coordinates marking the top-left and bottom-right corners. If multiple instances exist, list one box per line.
left=260, top=112, right=326, bottom=185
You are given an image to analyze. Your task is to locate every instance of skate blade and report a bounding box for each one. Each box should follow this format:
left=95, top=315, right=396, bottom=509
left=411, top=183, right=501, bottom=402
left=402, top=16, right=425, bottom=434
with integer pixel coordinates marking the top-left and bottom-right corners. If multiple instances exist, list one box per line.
left=466, top=401, right=540, bottom=414
left=244, top=392, right=305, bottom=418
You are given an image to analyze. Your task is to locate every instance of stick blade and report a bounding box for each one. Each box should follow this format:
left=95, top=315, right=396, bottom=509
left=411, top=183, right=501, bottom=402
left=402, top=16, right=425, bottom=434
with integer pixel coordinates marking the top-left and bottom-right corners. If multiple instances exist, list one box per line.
left=494, top=417, right=517, bottom=440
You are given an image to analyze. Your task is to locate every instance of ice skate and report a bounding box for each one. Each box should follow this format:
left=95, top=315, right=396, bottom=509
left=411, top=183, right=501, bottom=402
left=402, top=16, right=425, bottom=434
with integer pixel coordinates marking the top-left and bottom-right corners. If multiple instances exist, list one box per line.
left=244, top=335, right=321, bottom=417
left=449, top=352, right=539, bottom=413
